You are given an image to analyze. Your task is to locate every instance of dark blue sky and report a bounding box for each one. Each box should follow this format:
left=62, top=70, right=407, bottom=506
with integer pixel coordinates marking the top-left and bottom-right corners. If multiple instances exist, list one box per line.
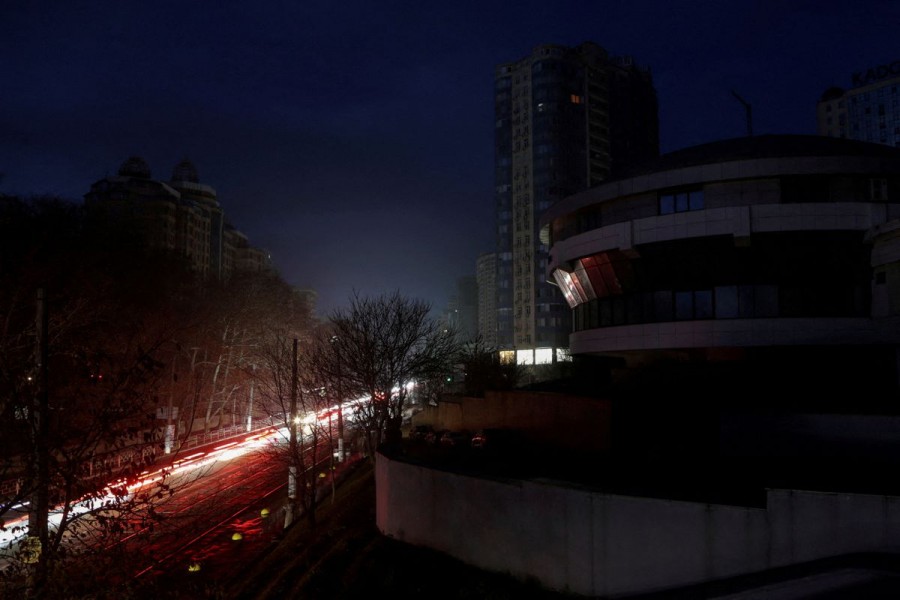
left=2, top=1, right=897, bottom=316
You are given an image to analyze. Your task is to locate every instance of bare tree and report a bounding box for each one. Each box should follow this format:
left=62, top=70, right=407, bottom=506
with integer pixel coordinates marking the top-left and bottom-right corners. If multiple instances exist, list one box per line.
left=250, top=331, right=334, bottom=531
left=0, top=255, right=177, bottom=594
left=326, top=291, right=460, bottom=459
left=0, top=196, right=317, bottom=597
left=455, top=335, right=520, bottom=398
left=191, top=271, right=310, bottom=434
left=0, top=198, right=203, bottom=596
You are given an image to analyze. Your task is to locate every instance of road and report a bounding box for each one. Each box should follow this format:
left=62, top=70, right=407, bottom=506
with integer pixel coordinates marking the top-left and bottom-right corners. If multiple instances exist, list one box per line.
left=120, top=426, right=354, bottom=590
left=0, top=416, right=359, bottom=598
left=124, top=431, right=292, bottom=581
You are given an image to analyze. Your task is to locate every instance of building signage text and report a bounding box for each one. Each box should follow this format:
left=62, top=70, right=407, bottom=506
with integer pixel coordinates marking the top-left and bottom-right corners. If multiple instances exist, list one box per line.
left=853, top=61, right=900, bottom=87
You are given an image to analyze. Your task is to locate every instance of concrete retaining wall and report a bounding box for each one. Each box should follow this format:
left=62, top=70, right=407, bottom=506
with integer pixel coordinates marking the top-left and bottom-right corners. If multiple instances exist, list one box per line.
left=412, top=391, right=611, bottom=454
left=376, top=453, right=900, bottom=597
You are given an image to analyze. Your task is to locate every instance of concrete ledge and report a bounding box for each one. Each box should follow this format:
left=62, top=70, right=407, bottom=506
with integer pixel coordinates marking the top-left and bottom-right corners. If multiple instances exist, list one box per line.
left=376, top=452, right=900, bottom=597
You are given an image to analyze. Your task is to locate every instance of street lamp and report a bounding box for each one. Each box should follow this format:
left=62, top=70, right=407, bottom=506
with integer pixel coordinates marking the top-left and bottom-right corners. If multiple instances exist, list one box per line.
left=246, top=363, right=256, bottom=432
left=331, top=336, right=345, bottom=462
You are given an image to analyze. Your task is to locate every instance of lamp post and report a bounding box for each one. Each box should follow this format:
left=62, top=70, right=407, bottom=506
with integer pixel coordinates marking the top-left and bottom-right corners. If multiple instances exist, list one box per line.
left=331, top=336, right=345, bottom=462
left=246, top=363, right=256, bottom=432
left=731, top=90, right=753, bottom=137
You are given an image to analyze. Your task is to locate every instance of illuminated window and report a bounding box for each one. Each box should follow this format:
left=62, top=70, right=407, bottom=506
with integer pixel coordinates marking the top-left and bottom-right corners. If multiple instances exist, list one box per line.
left=516, top=349, right=535, bottom=365
left=535, top=348, right=553, bottom=365
left=570, top=94, right=583, bottom=104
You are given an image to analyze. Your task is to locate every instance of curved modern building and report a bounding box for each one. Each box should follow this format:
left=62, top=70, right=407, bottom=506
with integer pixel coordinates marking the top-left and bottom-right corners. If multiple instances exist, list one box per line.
left=539, top=135, right=900, bottom=398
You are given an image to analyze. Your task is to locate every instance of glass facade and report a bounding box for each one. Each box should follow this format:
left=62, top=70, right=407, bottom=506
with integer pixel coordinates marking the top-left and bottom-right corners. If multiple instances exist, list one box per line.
left=659, top=189, right=704, bottom=215
left=563, top=232, right=871, bottom=331
left=573, top=282, right=867, bottom=331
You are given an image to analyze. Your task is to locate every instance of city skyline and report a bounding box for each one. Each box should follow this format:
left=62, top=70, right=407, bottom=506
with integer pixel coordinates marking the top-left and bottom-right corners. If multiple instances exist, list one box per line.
left=2, top=1, right=897, bottom=315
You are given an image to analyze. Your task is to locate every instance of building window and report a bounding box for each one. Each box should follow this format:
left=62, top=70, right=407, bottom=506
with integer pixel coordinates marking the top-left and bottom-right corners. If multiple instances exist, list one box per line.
left=869, top=178, right=889, bottom=201
left=675, top=291, right=693, bottom=320
left=694, top=290, right=713, bottom=319
left=653, top=291, right=673, bottom=321
left=675, top=290, right=714, bottom=320
left=715, top=286, right=738, bottom=318
left=659, top=189, right=704, bottom=215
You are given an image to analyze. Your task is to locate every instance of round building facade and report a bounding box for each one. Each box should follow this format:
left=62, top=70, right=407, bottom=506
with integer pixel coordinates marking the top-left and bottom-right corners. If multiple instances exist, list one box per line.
left=540, top=135, right=900, bottom=400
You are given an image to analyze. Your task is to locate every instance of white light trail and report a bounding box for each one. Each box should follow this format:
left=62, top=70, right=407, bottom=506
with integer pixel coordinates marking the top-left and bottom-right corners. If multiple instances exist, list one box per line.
left=0, top=426, right=286, bottom=554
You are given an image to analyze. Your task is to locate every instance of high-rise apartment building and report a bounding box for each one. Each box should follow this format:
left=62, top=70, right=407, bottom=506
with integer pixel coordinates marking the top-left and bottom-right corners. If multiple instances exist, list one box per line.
left=292, top=288, right=319, bottom=323
left=442, top=276, right=478, bottom=343
left=818, top=60, right=900, bottom=147
left=169, top=158, right=226, bottom=279
left=476, top=252, right=498, bottom=349
left=456, top=276, right=479, bottom=342
left=85, top=156, right=271, bottom=279
left=493, top=42, right=659, bottom=357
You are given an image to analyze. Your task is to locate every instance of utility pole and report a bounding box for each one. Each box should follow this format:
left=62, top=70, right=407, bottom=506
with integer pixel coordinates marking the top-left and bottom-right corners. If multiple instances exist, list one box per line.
left=731, top=90, right=753, bottom=137
left=284, top=338, right=298, bottom=529
left=334, top=337, right=345, bottom=462
left=27, top=287, right=50, bottom=596
left=164, top=352, right=176, bottom=454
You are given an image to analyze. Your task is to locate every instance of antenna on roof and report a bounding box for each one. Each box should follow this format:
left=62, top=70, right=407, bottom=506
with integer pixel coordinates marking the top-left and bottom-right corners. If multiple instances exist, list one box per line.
left=731, top=90, right=753, bottom=137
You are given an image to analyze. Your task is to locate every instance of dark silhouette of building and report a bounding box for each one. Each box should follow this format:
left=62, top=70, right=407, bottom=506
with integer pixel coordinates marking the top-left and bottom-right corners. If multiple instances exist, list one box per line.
left=84, top=156, right=271, bottom=279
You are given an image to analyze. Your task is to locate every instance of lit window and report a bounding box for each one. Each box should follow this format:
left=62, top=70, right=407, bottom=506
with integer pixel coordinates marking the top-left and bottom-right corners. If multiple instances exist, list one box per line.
left=570, top=94, right=583, bottom=104
left=535, top=348, right=553, bottom=364
left=516, top=349, right=535, bottom=365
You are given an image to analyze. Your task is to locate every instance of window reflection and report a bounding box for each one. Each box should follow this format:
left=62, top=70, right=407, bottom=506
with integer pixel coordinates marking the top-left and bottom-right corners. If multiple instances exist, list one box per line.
left=571, top=282, right=865, bottom=332
left=675, top=291, right=693, bottom=320
left=694, top=290, right=713, bottom=318
left=659, top=188, right=705, bottom=215
left=715, top=286, right=738, bottom=318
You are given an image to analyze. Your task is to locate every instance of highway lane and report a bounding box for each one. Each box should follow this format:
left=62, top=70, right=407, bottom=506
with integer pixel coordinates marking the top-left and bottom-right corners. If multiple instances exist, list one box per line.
left=0, top=421, right=351, bottom=596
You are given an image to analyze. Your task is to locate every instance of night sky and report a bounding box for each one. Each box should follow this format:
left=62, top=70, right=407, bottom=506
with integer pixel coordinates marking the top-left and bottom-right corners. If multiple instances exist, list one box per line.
left=2, top=1, right=897, bottom=316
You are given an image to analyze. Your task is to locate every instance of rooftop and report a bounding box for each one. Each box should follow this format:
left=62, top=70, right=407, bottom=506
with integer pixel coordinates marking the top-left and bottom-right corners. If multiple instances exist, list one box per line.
left=621, top=134, right=900, bottom=178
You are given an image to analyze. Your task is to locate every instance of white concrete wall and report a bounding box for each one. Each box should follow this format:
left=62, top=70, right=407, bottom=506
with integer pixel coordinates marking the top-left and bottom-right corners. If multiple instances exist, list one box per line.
left=376, top=453, right=900, bottom=597
left=569, top=317, right=884, bottom=354
left=553, top=203, right=883, bottom=267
